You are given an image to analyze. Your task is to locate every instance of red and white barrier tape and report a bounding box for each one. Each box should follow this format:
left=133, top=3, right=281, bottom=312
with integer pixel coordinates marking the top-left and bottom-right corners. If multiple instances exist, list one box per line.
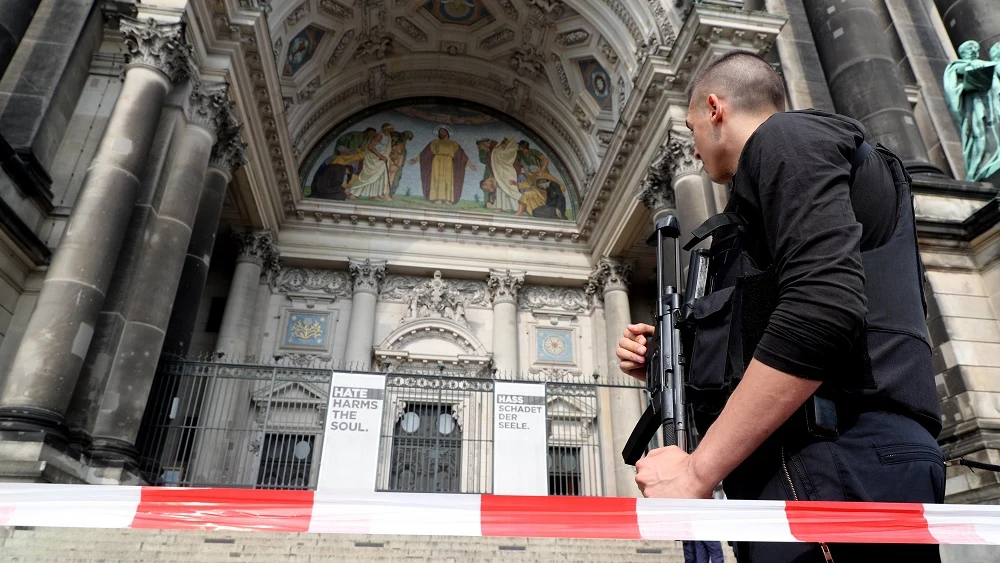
left=0, top=483, right=998, bottom=544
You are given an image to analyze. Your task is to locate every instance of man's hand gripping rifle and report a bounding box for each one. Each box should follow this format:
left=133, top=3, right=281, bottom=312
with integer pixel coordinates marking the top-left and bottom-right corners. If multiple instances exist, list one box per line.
left=622, top=215, right=709, bottom=465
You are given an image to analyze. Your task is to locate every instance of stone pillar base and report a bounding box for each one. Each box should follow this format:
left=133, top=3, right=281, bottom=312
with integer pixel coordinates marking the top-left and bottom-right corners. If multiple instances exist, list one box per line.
left=0, top=431, right=145, bottom=485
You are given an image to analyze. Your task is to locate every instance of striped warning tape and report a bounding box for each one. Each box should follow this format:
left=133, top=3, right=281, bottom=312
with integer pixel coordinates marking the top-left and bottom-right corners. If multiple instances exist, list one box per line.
left=0, top=483, right=997, bottom=544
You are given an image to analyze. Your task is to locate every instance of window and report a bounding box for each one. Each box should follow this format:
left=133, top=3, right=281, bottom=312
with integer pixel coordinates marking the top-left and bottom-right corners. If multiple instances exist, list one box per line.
left=256, top=434, right=315, bottom=489
left=548, top=446, right=581, bottom=496
left=388, top=404, right=461, bottom=493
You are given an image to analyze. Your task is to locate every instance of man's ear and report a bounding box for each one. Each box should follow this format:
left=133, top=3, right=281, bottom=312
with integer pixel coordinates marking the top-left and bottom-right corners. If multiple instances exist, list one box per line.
left=707, top=94, right=723, bottom=125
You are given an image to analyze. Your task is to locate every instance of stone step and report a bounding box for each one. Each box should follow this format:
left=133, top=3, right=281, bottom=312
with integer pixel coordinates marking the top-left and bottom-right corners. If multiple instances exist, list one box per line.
left=0, top=527, right=736, bottom=563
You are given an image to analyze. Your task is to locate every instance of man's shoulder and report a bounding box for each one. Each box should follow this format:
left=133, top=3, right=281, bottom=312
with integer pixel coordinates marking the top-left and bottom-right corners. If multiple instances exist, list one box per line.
left=757, top=110, right=865, bottom=138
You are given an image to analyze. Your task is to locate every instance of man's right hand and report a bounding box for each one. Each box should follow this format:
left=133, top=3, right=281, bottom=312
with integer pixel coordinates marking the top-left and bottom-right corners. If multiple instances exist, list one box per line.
left=617, top=323, right=655, bottom=382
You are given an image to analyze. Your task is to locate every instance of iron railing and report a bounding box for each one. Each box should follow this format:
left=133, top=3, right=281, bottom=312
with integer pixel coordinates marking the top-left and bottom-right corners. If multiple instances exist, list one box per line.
left=136, top=357, right=641, bottom=496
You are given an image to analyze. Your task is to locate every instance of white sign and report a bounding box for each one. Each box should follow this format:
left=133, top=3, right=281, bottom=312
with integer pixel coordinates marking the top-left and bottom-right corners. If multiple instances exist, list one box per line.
left=493, top=382, right=548, bottom=495
left=316, top=372, right=386, bottom=492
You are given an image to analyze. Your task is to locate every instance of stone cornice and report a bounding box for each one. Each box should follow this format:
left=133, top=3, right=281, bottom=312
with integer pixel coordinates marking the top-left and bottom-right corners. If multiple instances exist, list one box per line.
left=186, top=0, right=297, bottom=231
left=581, top=4, right=785, bottom=259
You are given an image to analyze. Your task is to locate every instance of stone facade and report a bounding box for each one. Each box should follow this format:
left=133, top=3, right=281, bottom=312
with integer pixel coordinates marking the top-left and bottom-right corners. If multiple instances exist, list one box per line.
left=0, top=1, right=998, bottom=560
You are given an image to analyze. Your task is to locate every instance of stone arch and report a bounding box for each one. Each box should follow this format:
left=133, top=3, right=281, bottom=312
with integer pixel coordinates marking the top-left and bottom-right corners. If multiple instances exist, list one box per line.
left=373, top=317, right=492, bottom=374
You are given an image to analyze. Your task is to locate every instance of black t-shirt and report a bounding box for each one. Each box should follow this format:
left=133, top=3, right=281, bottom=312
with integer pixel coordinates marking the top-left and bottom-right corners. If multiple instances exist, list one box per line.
left=731, top=110, right=898, bottom=381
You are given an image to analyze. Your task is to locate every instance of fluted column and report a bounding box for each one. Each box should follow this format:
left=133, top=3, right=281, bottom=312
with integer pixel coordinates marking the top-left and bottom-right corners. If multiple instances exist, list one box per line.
left=587, top=256, right=642, bottom=497
left=216, top=229, right=279, bottom=360
left=488, top=269, right=526, bottom=376
left=0, top=18, right=189, bottom=436
left=802, top=0, right=936, bottom=172
left=85, top=85, right=232, bottom=461
left=162, top=126, right=246, bottom=357
left=343, top=259, right=387, bottom=369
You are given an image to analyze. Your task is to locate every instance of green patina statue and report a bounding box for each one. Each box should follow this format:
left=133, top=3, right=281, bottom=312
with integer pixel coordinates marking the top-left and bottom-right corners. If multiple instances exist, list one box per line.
left=944, top=40, right=1000, bottom=183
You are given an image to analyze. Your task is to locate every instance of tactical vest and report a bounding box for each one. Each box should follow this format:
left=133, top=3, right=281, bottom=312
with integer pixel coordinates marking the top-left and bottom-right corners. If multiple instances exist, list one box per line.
left=681, top=142, right=943, bottom=438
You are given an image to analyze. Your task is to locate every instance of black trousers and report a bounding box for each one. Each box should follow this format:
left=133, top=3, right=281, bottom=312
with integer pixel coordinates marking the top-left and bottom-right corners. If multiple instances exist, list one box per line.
left=723, top=409, right=945, bottom=562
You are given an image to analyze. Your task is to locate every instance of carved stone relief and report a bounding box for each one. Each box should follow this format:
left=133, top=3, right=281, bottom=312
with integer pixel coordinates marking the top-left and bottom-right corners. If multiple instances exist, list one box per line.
left=383, top=271, right=484, bottom=327
left=272, top=267, right=353, bottom=297
left=517, top=286, right=590, bottom=313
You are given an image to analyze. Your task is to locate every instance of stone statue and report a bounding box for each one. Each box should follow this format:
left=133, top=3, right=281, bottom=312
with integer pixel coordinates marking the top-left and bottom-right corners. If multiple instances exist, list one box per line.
left=943, top=40, right=1000, bottom=183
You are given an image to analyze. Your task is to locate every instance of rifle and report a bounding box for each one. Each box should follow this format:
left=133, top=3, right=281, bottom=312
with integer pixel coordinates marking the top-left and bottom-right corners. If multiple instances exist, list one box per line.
left=622, top=214, right=709, bottom=465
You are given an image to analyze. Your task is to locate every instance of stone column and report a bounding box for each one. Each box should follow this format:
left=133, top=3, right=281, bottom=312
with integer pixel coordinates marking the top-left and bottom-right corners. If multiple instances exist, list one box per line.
left=0, top=18, right=189, bottom=436
left=215, top=229, right=279, bottom=360
left=162, top=126, right=246, bottom=357
left=85, top=85, right=232, bottom=461
left=343, top=258, right=387, bottom=370
left=487, top=269, right=526, bottom=376
left=802, top=0, right=936, bottom=172
left=587, top=256, right=643, bottom=497
left=664, top=134, right=710, bottom=249
left=934, top=0, right=1000, bottom=52
left=0, top=0, right=42, bottom=78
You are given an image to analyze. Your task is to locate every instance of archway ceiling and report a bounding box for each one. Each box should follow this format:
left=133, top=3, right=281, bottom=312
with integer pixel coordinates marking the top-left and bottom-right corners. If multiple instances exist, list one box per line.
left=268, top=0, right=682, bottom=192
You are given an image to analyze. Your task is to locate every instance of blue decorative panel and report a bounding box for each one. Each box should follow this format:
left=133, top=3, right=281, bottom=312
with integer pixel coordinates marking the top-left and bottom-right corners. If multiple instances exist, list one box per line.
left=284, top=25, right=327, bottom=76
left=578, top=58, right=612, bottom=111
left=536, top=329, right=573, bottom=363
left=423, top=0, right=491, bottom=25
left=284, top=313, right=329, bottom=348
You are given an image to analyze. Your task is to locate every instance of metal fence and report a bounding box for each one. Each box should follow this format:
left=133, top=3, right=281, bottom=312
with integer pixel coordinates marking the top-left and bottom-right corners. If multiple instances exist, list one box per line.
left=137, top=358, right=641, bottom=496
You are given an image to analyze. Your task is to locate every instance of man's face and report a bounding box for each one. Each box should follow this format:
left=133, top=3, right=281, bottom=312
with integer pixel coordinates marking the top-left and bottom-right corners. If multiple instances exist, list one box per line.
left=438, top=129, right=448, bottom=139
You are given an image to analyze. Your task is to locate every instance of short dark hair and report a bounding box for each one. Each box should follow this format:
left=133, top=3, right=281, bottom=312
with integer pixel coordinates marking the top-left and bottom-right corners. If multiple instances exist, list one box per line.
left=687, top=51, right=785, bottom=113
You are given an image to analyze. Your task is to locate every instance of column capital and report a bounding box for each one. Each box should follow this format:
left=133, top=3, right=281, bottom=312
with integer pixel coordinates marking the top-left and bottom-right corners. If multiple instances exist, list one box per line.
left=120, top=17, right=192, bottom=83
left=585, top=256, right=633, bottom=298
left=233, top=228, right=279, bottom=273
left=639, top=144, right=676, bottom=215
left=209, top=126, right=248, bottom=176
left=665, top=132, right=701, bottom=179
left=487, top=269, right=526, bottom=305
left=348, top=258, right=387, bottom=295
left=188, top=83, right=235, bottom=138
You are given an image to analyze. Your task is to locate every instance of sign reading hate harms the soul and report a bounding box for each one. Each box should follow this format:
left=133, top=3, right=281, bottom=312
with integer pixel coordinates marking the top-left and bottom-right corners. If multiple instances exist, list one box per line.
left=493, top=382, right=547, bottom=495
left=316, top=372, right=386, bottom=492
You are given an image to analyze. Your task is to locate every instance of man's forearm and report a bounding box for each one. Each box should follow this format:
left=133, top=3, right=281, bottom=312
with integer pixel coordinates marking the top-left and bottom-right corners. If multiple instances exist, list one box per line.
left=688, top=358, right=822, bottom=489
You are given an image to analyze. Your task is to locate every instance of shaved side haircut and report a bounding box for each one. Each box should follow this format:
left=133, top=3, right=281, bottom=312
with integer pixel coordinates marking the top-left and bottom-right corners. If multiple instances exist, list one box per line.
left=687, top=51, right=786, bottom=113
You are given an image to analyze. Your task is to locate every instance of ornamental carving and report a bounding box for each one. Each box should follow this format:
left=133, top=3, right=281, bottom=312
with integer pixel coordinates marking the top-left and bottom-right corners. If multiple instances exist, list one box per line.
left=381, top=274, right=489, bottom=307
left=120, top=17, right=192, bottom=83
left=509, top=45, right=547, bottom=80
left=348, top=258, right=387, bottom=294
left=318, top=0, right=353, bottom=19
left=188, top=84, right=234, bottom=136
left=488, top=270, right=526, bottom=305
left=395, top=17, right=427, bottom=42
left=517, top=286, right=590, bottom=313
left=666, top=132, right=701, bottom=177
left=639, top=142, right=676, bottom=212
left=598, top=36, right=618, bottom=64
left=556, top=29, right=590, bottom=47
left=209, top=125, right=247, bottom=175
left=393, top=271, right=474, bottom=327
left=480, top=28, right=515, bottom=50
left=525, top=0, right=565, bottom=16
left=272, top=267, right=352, bottom=297
left=585, top=256, right=632, bottom=297
left=355, top=27, right=393, bottom=60
left=233, top=228, right=280, bottom=273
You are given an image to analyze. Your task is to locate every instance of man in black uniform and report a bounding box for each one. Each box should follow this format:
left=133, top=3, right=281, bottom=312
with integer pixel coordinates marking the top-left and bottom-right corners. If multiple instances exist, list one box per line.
left=616, top=52, right=945, bottom=561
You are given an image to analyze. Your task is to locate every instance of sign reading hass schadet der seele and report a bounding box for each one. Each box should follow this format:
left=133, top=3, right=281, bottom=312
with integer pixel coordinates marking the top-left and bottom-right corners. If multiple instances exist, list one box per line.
left=493, top=381, right=547, bottom=495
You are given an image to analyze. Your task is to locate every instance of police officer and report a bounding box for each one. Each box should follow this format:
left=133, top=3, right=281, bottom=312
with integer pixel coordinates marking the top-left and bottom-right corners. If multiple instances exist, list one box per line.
left=616, top=51, right=944, bottom=561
